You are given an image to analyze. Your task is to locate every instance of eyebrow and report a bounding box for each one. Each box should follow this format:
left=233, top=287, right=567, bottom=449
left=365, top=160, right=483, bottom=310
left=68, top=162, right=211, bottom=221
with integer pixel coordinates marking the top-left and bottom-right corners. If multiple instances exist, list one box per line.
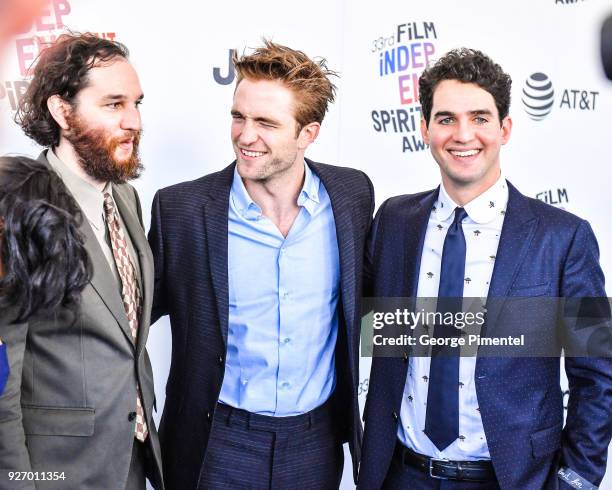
left=101, top=93, right=144, bottom=102
left=433, top=109, right=494, bottom=118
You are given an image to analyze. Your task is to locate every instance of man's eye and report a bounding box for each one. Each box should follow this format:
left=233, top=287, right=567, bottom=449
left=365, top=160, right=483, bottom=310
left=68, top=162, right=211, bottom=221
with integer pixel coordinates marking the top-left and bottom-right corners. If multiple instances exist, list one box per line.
left=135, top=100, right=143, bottom=108
left=107, top=102, right=121, bottom=109
left=439, top=117, right=454, bottom=125
left=474, top=116, right=488, bottom=124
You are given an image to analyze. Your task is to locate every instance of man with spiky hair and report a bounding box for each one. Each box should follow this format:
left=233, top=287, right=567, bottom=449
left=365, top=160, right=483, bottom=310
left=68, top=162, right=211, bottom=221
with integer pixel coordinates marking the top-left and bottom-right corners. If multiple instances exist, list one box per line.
left=149, top=40, right=374, bottom=489
left=0, top=33, right=163, bottom=489
left=358, top=48, right=611, bottom=490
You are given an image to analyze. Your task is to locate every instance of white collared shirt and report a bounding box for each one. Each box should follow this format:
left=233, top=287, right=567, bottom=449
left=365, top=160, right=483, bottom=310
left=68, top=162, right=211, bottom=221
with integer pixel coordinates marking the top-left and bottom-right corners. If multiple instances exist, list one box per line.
left=397, top=174, right=509, bottom=460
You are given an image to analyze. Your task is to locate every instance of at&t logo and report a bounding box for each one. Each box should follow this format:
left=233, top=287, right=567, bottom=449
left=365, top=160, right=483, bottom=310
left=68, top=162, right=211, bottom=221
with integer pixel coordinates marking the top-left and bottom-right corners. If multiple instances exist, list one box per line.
left=522, top=73, right=554, bottom=121
left=522, top=71, right=599, bottom=121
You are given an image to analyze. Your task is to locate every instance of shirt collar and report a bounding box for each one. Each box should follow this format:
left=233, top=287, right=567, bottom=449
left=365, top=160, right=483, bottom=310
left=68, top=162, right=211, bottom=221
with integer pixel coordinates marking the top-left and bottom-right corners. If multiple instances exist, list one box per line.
left=436, top=173, right=508, bottom=224
left=296, top=161, right=321, bottom=216
left=46, top=149, right=111, bottom=231
left=231, top=161, right=321, bottom=221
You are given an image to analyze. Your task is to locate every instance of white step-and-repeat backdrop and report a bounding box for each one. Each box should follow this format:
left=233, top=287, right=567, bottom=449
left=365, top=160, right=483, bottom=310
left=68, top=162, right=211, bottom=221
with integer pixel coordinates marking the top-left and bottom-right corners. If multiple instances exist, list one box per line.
left=1, top=1, right=610, bottom=488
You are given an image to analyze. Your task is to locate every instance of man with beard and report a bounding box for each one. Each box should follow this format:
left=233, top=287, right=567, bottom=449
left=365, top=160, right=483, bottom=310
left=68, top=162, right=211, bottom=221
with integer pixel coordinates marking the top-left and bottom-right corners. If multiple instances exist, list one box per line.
left=148, top=41, right=374, bottom=489
left=0, top=33, right=163, bottom=490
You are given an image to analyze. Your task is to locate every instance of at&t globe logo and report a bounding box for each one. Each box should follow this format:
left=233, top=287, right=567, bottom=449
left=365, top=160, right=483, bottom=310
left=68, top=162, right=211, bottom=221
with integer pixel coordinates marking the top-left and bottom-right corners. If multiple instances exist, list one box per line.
left=522, top=72, right=555, bottom=121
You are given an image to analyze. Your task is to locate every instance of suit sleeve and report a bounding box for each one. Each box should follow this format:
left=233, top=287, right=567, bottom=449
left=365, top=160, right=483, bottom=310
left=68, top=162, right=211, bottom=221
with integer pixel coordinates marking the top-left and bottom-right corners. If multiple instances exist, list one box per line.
left=0, top=321, right=35, bottom=488
left=362, top=170, right=375, bottom=222
left=363, top=199, right=388, bottom=298
left=559, top=220, right=612, bottom=487
left=148, top=191, right=168, bottom=324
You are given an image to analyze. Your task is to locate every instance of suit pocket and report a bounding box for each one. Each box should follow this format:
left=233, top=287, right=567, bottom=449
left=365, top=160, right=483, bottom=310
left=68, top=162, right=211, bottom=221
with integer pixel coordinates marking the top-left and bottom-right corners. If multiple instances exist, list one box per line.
left=22, top=405, right=95, bottom=436
left=510, top=281, right=552, bottom=297
left=531, top=423, right=562, bottom=458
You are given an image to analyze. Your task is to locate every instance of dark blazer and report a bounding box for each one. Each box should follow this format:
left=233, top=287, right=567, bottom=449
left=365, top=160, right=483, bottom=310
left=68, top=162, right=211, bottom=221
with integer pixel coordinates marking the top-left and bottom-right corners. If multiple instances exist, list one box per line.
left=0, top=151, right=164, bottom=490
left=148, top=159, right=374, bottom=489
left=358, top=182, right=612, bottom=490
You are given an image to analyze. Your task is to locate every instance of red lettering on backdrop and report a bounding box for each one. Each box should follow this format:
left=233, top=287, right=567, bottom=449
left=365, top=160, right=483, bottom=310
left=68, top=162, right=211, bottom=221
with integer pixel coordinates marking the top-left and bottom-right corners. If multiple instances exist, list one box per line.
left=398, top=72, right=420, bottom=105
left=14, top=0, right=72, bottom=76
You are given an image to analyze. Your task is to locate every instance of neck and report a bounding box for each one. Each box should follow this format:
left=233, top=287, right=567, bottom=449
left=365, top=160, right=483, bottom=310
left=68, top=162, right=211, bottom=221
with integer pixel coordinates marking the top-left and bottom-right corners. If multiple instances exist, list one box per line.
left=54, top=139, right=107, bottom=191
left=442, top=170, right=501, bottom=207
left=243, top=158, right=305, bottom=237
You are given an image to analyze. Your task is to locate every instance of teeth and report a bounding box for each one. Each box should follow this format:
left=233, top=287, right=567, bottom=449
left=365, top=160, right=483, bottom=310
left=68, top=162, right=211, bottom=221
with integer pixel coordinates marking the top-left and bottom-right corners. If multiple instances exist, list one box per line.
left=242, top=149, right=266, bottom=157
left=451, top=149, right=480, bottom=157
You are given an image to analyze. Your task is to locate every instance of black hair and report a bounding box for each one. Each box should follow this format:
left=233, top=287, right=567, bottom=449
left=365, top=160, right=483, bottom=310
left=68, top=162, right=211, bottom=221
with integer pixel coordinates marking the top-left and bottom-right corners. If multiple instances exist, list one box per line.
left=0, top=156, right=91, bottom=321
left=15, top=32, right=129, bottom=147
left=419, top=48, right=512, bottom=126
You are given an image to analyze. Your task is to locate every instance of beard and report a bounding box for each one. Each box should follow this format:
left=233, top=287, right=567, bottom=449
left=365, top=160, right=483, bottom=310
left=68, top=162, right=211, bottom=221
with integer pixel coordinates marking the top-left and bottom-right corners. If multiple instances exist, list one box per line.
left=64, top=112, right=143, bottom=184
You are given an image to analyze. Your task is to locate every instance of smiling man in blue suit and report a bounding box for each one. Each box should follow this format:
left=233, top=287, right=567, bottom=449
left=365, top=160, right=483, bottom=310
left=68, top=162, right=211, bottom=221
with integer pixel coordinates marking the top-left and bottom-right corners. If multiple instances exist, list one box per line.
left=358, top=49, right=611, bottom=490
left=149, top=41, right=374, bottom=489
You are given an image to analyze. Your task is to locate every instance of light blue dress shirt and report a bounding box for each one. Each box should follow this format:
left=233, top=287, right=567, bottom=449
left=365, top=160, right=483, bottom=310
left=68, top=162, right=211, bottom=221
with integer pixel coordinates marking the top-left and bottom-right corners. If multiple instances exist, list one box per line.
left=219, top=162, right=340, bottom=416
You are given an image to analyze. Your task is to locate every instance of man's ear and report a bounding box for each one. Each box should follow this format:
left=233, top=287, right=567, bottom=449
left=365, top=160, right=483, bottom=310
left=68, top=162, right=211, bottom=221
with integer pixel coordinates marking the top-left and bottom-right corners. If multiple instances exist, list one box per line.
left=297, top=122, right=320, bottom=151
left=500, top=116, right=512, bottom=145
left=47, top=95, right=71, bottom=131
left=420, top=117, right=430, bottom=145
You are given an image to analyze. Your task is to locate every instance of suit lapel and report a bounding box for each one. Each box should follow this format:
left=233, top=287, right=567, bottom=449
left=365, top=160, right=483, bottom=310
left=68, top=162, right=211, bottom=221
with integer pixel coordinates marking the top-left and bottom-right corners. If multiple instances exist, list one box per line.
left=113, top=184, right=154, bottom=354
left=204, top=164, right=234, bottom=347
left=380, top=190, right=436, bottom=391
left=403, top=190, right=438, bottom=297
left=485, top=181, right=538, bottom=332
left=80, top=214, right=136, bottom=346
left=309, top=161, right=358, bottom=335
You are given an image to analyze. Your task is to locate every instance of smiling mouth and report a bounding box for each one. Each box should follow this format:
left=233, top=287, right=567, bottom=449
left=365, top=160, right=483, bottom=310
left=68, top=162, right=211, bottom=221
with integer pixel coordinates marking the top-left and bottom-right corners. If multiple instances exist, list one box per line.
left=449, top=149, right=481, bottom=157
left=241, top=148, right=267, bottom=158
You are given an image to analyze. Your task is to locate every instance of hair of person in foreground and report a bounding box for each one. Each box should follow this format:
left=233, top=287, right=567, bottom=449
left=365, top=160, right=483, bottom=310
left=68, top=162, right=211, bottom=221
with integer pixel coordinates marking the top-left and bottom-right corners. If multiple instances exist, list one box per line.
left=0, top=155, right=92, bottom=322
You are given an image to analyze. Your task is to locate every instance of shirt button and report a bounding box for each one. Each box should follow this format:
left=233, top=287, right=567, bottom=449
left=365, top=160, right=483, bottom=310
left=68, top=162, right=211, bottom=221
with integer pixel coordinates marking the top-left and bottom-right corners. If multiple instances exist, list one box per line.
left=241, top=379, right=248, bottom=385
left=281, top=382, right=291, bottom=389
left=283, top=338, right=291, bottom=345
left=128, top=412, right=136, bottom=422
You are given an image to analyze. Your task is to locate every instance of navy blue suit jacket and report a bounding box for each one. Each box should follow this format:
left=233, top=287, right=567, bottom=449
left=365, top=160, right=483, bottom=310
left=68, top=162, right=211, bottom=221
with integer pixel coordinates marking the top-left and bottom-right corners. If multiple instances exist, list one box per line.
left=358, top=182, right=611, bottom=490
left=149, top=160, right=374, bottom=489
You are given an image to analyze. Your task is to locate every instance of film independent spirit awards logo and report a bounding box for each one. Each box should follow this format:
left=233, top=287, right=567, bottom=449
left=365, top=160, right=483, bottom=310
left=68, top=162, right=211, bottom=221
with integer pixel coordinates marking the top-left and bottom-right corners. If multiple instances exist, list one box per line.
left=522, top=72, right=555, bottom=121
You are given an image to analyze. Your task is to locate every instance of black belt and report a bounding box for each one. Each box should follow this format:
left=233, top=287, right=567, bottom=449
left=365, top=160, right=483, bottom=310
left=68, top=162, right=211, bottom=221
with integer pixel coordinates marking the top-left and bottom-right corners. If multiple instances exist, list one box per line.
left=393, top=442, right=496, bottom=482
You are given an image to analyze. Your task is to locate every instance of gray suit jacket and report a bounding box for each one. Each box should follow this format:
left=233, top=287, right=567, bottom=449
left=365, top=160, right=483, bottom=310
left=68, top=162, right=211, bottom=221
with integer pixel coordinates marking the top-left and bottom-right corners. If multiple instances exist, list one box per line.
left=0, top=151, right=163, bottom=489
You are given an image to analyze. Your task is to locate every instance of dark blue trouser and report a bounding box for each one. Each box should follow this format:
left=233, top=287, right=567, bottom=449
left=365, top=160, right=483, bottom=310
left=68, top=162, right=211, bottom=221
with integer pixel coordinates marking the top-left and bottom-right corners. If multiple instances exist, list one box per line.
left=199, top=401, right=344, bottom=490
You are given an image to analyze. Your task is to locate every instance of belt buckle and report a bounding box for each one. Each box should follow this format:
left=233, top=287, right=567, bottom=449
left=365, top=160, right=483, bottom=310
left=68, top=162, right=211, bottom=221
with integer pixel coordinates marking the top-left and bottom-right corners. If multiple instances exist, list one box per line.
left=428, top=457, right=452, bottom=480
